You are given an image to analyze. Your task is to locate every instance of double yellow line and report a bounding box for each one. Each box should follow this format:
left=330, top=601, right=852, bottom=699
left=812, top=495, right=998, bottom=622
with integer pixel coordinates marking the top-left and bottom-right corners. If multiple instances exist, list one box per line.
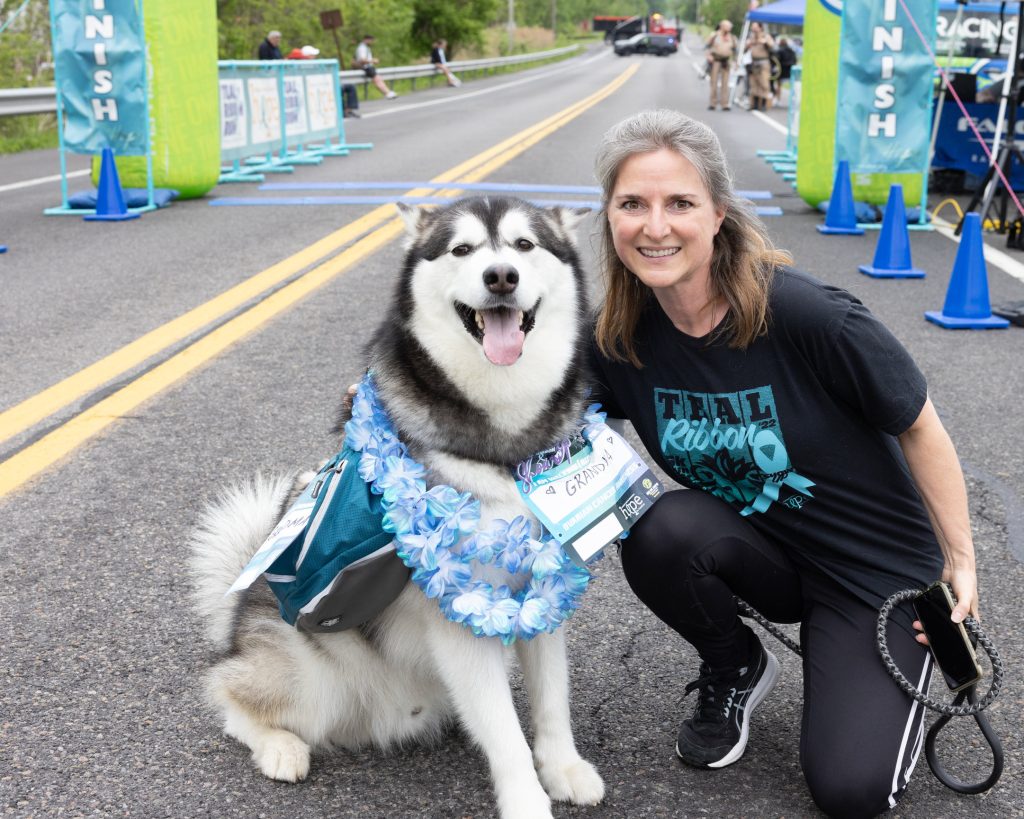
left=0, top=63, right=637, bottom=498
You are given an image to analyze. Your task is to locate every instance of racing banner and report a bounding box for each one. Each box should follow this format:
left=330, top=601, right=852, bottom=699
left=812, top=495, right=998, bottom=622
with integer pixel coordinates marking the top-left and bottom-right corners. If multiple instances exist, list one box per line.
left=51, top=0, right=148, bottom=155
left=835, top=0, right=939, bottom=175
left=932, top=101, right=1024, bottom=189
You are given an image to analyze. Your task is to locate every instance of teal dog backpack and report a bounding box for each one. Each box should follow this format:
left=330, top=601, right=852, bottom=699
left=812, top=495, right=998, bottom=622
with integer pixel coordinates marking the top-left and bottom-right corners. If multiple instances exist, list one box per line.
left=250, top=446, right=409, bottom=632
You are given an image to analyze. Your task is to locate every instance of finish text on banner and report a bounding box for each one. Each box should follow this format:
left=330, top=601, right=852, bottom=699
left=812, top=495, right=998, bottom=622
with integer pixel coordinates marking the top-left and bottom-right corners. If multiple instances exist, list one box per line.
left=51, top=0, right=148, bottom=155
left=836, top=0, right=939, bottom=174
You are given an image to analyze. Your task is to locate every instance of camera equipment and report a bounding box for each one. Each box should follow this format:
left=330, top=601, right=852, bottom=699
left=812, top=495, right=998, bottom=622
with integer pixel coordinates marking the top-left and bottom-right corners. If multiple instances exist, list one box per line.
left=958, top=1, right=1024, bottom=236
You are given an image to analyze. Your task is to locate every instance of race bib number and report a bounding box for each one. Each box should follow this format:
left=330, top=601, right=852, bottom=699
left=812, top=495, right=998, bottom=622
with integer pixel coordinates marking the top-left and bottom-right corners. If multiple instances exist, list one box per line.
left=227, top=466, right=335, bottom=593
left=514, top=425, right=662, bottom=567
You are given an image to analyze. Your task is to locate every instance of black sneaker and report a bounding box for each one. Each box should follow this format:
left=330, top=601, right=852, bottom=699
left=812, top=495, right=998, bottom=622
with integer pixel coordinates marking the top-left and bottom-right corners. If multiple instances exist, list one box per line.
left=675, top=638, right=779, bottom=769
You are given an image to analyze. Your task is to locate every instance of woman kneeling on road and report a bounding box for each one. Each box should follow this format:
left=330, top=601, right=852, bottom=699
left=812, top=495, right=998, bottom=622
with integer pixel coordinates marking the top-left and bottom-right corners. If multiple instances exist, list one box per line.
left=588, top=110, right=978, bottom=818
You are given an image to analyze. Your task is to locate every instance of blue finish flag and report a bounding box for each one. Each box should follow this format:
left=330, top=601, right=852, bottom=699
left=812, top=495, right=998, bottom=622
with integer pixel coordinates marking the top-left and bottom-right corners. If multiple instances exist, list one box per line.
left=836, top=0, right=939, bottom=174
left=51, top=0, right=148, bottom=155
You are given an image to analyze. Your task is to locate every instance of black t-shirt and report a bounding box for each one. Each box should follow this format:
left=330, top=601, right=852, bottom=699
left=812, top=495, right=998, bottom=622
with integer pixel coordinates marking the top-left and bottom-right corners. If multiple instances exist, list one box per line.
left=258, top=39, right=282, bottom=60
left=588, top=268, right=943, bottom=613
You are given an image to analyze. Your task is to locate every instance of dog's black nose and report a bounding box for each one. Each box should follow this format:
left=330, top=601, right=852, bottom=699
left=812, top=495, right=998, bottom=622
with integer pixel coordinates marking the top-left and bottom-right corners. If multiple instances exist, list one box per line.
left=482, top=264, right=519, bottom=294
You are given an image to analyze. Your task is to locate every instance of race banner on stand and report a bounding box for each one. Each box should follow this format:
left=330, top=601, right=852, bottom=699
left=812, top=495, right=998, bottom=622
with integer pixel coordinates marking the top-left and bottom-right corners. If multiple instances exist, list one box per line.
left=836, top=0, right=940, bottom=175
left=219, top=78, right=248, bottom=152
left=51, top=0, right=148, bottom=155
left=932, top=101, right=1024, bottom=189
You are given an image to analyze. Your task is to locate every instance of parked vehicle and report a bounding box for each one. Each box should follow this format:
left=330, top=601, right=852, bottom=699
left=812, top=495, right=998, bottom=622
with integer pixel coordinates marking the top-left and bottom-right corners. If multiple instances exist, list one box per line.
left=613, top=33, right=678, bottom=57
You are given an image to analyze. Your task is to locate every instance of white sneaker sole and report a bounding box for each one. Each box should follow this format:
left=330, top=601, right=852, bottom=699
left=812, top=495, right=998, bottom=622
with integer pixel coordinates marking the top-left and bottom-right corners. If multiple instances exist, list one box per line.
left=675, top=648, right=780, bottom=769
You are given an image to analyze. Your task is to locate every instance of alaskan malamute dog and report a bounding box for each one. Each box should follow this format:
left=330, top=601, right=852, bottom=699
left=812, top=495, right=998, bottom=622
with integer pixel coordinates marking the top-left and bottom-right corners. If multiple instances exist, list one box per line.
left=190, top=197, right=604, bottom=819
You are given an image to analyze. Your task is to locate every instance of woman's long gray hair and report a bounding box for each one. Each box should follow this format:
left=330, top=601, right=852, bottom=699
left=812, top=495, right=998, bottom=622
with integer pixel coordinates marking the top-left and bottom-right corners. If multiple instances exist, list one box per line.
left=593, top=109, right=790, bottom=365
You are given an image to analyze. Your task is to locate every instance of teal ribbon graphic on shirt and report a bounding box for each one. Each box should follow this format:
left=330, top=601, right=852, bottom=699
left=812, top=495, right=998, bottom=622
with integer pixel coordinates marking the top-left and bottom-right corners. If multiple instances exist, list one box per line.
left=738, top=426, right=814, bottom=516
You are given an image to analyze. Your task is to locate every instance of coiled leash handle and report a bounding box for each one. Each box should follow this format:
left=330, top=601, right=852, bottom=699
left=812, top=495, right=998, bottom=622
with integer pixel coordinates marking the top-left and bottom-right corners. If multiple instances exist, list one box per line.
left=737, top=592, right=1005, bottom=794
left=876, top=589, right=1004, bottom=794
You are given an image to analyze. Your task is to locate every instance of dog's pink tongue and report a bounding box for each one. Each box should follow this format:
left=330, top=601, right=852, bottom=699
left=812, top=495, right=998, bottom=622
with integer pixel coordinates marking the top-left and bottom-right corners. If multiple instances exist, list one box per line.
left=480, top=309, right=524, bottom=366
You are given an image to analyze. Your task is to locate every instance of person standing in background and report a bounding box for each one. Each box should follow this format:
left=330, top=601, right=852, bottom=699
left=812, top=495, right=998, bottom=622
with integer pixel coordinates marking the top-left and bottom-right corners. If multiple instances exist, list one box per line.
left=774, top=37, right=798, bottom=106
left=744, top=22, right=775, bottom=111
left=258, top=30, right=283, bottom=60
left=704, top=21, right=736, bottom=111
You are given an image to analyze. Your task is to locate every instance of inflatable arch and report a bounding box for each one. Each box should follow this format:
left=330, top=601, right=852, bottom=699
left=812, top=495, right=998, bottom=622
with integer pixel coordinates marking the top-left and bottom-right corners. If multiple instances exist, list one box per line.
left=96, top=0, right=220, bottom=199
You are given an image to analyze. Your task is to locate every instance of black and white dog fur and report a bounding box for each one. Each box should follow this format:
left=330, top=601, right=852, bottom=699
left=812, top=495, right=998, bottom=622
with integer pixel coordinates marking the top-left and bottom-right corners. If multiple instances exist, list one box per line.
left=190, top=197, right=604, bottom=818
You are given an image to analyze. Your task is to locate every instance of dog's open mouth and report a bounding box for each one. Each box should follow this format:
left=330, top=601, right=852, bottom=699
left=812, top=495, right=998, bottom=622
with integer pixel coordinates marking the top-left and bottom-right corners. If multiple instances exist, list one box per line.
left=455, top=301, right=539, bottom=366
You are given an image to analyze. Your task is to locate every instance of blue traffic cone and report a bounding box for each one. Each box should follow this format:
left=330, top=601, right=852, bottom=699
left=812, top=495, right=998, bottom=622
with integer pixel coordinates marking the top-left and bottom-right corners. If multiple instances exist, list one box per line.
left=816, top=160, right=864, bottom=235
left=84, top=147, right=140, bottom=222
left=859, top=185, right=925, bottom=278
left=925, top=213, right=1009, bottom=329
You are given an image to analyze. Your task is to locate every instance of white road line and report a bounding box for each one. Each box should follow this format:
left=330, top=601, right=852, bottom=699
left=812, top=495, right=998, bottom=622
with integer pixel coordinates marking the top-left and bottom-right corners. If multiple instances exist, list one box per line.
left=361, top=51, right=611, bottom=119
left=751, top=109, right=788, bottom=135
left=0, top=168, right=90, bottom=194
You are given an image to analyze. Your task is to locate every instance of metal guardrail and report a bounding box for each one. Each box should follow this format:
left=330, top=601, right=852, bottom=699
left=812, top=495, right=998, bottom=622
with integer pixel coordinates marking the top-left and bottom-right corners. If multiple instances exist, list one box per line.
left=340, top=44, right=579, bottom=86
left=0, top=45, right=580, bottom=118
left=0, top=86, right=56, bottom=117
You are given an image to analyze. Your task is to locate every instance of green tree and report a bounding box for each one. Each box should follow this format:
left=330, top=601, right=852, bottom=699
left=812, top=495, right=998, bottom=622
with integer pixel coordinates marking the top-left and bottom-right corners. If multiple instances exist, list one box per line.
left=336, top=0, right=417, bottom=65
left=0, top=0, right=51, bottom=87
left=216, top=0, right=415, bottom=64
left=217, top=0, right=332, bottom=60
left=409, top=0, right=499, bottom=58
left=0, top=0, right=57, bottom=151
left=549, top=0, right=649, bottom=35
left=700, top=0, right=747, bottom=30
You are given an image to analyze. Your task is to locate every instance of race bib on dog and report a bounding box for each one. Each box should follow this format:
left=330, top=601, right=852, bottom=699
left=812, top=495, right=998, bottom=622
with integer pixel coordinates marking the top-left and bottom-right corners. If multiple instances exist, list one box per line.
left=514, top=424, right=662, bottom=567
left=227, top=477, right=320, bottom=594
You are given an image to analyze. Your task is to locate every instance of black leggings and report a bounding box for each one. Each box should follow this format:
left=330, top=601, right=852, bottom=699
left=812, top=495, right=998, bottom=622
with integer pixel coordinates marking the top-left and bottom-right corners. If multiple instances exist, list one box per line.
left=622, top=490, right=933, bottom=818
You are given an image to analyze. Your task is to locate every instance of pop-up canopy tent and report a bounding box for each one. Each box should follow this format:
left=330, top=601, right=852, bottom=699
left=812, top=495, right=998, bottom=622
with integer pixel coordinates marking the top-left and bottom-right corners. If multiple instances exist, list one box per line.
left=747, top=0, right=805, bottom=27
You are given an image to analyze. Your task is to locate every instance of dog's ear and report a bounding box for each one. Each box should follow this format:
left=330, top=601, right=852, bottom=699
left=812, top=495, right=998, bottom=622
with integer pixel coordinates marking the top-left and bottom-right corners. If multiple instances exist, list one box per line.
left=548, top=206, right=592, bottom=239
left=395, top=202, right=433, bottom=237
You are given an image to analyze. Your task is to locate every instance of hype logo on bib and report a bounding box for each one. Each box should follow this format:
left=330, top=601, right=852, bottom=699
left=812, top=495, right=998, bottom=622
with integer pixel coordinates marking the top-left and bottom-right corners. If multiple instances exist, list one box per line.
left=654, top=385, right=815, bottom=517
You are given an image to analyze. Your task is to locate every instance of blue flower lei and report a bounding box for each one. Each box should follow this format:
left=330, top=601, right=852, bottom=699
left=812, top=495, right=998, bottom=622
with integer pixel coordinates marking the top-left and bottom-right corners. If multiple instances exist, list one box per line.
left=344, top=375, right=605, bottom=644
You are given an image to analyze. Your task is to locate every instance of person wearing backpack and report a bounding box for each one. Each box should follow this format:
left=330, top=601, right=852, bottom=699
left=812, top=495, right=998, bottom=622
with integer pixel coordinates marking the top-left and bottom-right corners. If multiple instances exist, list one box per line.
left=705, top=20, right=737, bottom=111
left=774, top=37, right=798, bottom=106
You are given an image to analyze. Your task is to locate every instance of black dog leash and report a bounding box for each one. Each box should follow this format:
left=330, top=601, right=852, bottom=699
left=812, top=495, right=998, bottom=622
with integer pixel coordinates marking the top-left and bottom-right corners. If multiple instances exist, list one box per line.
left=876, top=590, right=1004, bottom=793
left=736, top=591, right=1004, bottom=794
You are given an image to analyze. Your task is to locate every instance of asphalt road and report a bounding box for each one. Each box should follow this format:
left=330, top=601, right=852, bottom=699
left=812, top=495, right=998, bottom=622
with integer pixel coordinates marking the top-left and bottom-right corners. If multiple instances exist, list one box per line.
left=1, top=37, right=1022, bottom=819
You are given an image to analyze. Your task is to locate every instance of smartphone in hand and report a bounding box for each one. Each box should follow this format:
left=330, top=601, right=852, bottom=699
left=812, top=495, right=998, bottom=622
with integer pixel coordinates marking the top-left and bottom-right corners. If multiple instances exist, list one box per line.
left=913, top=582, right=983, bottom=693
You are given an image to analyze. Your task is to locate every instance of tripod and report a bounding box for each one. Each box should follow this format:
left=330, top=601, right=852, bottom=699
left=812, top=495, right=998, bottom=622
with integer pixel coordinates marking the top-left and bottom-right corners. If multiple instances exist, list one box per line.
left=959, top=1, right=1024, bottom=236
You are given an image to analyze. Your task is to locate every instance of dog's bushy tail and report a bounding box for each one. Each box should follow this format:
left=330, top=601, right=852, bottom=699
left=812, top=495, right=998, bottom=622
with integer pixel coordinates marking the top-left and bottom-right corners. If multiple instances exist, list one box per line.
left=188, top=473, right=294, bottom=652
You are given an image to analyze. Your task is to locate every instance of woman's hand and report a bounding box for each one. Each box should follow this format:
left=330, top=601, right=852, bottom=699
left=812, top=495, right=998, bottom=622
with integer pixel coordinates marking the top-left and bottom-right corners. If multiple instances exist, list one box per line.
left=342, top=382, right=358, bottom=412
left=913, top=566, right=979, bottom=646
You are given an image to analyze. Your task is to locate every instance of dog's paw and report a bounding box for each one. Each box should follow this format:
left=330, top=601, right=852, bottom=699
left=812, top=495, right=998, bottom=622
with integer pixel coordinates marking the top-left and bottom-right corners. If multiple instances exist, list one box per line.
left=253, top=731, right=311, bottom=783
left=536, top=754, right=605, bottom=805
left=497, top=782, right=553, bottom=819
